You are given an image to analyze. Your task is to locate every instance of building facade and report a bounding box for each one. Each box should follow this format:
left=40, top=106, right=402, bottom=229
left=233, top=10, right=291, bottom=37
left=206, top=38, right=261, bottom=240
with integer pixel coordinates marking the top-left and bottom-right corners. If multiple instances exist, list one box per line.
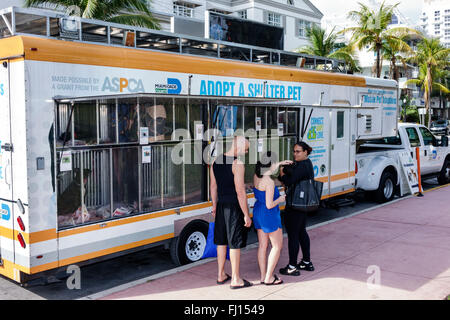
left=155, top=0, right=323, bottom=51
left=420, top=0, right=450, bottom=48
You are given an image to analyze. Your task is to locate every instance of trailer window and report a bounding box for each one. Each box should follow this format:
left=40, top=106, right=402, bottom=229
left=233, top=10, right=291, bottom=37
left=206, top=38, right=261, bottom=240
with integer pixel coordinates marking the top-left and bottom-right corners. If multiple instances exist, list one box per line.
left=185, top=142, right=203, bottom=203
left=211, top=104, right=243, bottom=137
left=57, top=149, right=112, bottom=227
left=55, top=103, right=72, bottom=147
left=74, top=101, right=97, bottom=145
left=244, top=106, right=256, bottom=133
left=98, top=100, right=117, bottom=144
left=278, top=108, right=286, bottom=135
left=175, top=98, right=188, bottom=131
left=112, top=147, right=139, bottom=215
left=57, top=154, right=83, bottom=227
left=140, top=97, right=174, bottom=142
left=405, top=127, right=421, bottom=147
left=337, top=111, right=344, bottom=139
left=256, top=107, right=267, bottom=134
left=287, top=108, right=298, bottom=134
left=267, top=107, right=279, bottom=136
left=189, top=99, right=205, bottom=139
left=117, top=99, right=138, bottom=143
left=142, top=145, right=163, bottom=212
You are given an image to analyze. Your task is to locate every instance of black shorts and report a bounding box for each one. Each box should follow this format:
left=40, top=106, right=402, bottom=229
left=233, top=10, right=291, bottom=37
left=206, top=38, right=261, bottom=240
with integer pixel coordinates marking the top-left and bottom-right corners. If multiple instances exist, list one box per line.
left=214, top=202, right=248, bottom=249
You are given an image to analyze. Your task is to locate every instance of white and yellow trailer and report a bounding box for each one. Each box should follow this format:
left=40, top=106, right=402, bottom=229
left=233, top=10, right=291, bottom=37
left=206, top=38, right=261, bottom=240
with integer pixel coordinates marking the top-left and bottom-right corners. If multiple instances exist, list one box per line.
left=0, top=7, right=398, bottom=283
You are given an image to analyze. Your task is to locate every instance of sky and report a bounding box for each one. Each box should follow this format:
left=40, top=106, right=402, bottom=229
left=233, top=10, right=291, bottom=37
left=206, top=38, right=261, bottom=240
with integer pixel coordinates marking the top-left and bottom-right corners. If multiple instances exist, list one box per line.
left=310, top=0, right=423, bottom=25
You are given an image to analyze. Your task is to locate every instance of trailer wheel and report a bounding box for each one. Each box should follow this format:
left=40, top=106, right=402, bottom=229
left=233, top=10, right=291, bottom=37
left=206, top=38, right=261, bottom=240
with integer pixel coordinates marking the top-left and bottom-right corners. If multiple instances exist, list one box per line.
left=438, top=160, right=450, bottom=185
left=375, top=171, right=395, bottom=203
left=170, top=220, right=209, bottom=266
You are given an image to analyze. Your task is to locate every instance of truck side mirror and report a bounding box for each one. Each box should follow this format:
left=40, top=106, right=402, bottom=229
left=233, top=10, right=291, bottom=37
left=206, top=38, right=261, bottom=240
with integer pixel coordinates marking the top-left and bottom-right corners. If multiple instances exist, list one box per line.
left=441, top=136, right=449, bottom=147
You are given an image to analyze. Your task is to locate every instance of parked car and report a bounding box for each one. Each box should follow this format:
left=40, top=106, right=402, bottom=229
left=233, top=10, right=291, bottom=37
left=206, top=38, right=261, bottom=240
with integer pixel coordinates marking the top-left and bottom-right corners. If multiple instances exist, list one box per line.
left=430, top=119, right=449, bottom=136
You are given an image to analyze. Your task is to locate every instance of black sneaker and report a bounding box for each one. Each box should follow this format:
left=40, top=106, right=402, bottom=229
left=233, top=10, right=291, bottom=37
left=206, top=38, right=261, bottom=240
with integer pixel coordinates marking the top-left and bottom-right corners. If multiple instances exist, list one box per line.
left=297, top=260, right=315, bottom=271
left=279, top=264, right=300, bottom=276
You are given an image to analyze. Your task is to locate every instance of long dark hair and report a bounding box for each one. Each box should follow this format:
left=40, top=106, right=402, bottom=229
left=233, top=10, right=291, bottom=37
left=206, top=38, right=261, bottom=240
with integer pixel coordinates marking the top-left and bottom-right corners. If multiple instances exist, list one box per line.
left=294, top=141, right=312, bottom=155
left=255, top=151, right=278, bottom=178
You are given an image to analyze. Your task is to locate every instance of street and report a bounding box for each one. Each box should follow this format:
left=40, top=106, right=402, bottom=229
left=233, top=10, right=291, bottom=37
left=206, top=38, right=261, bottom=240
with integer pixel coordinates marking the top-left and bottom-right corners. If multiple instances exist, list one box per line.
left=0, top=178, right=441, bottom=300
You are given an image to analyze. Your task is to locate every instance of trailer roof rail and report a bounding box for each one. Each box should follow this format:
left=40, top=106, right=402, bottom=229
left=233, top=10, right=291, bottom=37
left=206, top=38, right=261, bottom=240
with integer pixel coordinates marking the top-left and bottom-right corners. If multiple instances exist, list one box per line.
left=0, top=6, right=348, bottom=73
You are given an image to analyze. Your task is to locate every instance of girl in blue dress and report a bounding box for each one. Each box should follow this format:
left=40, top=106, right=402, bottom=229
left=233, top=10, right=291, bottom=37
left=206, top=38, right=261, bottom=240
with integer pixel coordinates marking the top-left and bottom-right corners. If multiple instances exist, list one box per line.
left=253, top=152, right=292, bottom=285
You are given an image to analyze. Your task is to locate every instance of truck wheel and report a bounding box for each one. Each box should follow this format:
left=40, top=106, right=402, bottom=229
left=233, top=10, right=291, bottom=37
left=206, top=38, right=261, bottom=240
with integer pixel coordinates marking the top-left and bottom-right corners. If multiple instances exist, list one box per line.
left=375, top=171, right=395, bottom=203
left=170, top=220, right=209, bottom=266
left=437, top=160, right=450, bottom=185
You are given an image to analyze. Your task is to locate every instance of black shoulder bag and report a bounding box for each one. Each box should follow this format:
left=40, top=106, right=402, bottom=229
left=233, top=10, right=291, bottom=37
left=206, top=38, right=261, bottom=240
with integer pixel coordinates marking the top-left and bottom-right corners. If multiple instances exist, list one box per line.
left=288, top=179, right=324, bottom=213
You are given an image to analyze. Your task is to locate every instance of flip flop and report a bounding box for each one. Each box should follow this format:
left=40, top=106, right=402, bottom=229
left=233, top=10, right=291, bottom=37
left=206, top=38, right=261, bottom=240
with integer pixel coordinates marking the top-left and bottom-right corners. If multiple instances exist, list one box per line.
left=264, top=274, right=283, bottom=286
left=217, top=274, right=231, bottom=285
left=230, top=279, right=253, bottom=289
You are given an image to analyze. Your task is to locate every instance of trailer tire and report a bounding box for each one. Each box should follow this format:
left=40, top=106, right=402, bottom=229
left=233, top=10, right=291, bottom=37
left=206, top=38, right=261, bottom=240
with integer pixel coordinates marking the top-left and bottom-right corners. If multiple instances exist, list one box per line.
left=170, top=220, right=209, bottom=266
left=437, top=159, right=450, bottom=185
left=375, top=171, right=395, bottom=203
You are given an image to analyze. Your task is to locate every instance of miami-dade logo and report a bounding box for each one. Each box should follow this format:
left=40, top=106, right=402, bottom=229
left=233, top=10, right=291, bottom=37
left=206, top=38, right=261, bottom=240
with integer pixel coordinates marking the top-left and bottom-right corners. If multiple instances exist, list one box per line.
left=155, top=78, right=182, bottom=94
left=0, top=83, right=4, bottom=96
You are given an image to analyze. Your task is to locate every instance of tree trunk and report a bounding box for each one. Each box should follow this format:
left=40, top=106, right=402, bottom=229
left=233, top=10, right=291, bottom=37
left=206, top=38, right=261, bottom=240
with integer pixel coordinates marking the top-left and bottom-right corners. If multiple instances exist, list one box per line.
left=393, top=58, right=398, bottom=82
left=389, top=60, right=393, bottom=79
left=376, top=45, right=381, bottom=78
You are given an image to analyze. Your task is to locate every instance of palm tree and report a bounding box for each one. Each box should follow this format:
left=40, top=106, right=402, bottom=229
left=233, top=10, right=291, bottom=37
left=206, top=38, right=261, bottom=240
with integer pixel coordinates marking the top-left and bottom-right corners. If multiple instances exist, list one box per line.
left=381, top=30, right=416, bottom=81
left=296, top=25, right=361, bottom=73
left=341, top=1, right=418, bottom=78
left=407, top=37, right=450, bottom=127
left=406, top=64, right=449, bottom=126
left=24, top=0, right=160, bottom=29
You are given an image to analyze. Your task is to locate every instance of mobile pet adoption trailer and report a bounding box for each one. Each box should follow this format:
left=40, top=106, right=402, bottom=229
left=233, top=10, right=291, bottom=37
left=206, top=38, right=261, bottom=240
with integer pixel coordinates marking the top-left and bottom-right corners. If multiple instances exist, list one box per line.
left=0, top=7, right=398, bottom=283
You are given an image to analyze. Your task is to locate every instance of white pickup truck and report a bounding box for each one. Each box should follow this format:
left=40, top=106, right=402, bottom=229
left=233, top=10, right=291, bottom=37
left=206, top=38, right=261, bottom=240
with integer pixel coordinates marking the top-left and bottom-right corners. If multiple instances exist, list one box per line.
left=355, top=123, right=450, bottom=203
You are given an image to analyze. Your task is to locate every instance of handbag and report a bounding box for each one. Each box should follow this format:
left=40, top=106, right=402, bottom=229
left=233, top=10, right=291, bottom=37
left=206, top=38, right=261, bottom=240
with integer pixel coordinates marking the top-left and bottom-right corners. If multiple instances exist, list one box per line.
left=201, top=222, right=230, bottom=260
left=287, top=179, right=324, bottom=213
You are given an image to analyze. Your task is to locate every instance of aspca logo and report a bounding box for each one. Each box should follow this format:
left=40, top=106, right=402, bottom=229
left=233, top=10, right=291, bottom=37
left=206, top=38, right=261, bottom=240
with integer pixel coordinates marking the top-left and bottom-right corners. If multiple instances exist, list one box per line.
left=102, top=77, right=145, bottom=93
left=0, top=83, right=4, bottom=96
left=155, top=78, right=182, bottom=94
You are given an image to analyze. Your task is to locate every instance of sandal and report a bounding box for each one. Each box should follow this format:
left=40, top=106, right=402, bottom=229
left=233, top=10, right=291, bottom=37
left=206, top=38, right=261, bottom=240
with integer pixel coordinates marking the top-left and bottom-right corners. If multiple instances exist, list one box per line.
left=264, top=274, right=283, bottom=286
left=217, top=274, right=231, bottom=285
left=230, top=279, right=253, bottom=289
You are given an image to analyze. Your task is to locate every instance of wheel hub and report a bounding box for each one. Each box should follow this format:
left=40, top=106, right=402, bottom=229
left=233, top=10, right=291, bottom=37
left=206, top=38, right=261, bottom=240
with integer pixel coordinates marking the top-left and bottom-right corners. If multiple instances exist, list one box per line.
left=185, top=231, right=206, bottom=261
left=384, top=179, right=393, bottom=199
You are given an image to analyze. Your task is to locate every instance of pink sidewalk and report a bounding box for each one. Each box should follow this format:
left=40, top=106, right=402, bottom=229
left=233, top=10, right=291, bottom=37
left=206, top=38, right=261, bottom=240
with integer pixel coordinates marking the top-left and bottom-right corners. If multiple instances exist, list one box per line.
left=97, top=186, right=450, bottom=300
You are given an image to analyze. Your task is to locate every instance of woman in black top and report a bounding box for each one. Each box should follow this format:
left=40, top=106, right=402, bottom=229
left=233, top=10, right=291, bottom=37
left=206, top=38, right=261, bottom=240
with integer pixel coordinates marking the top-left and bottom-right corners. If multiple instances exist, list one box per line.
left=278, top=141, right=315, bottom=276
